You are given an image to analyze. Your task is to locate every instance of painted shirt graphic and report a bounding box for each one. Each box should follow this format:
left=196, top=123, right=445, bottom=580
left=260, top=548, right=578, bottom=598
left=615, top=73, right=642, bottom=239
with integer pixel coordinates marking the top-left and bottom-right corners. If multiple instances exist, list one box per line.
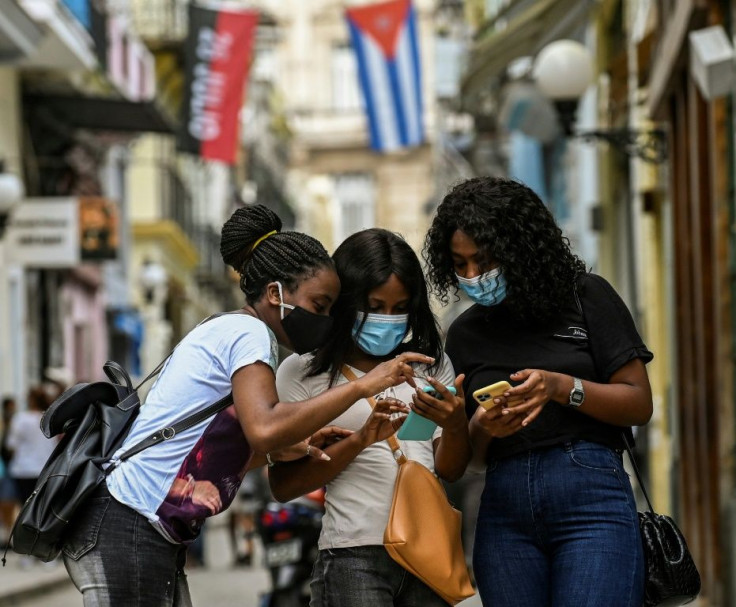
left=106, top=314, right=278, bottom=544
left=156, top=405, right=250, bottom=542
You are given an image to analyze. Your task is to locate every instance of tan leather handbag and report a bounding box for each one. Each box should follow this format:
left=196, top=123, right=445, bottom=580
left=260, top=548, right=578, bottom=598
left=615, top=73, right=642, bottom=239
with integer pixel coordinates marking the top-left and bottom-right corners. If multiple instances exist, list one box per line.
left=342, top=366, right=475, bottom=605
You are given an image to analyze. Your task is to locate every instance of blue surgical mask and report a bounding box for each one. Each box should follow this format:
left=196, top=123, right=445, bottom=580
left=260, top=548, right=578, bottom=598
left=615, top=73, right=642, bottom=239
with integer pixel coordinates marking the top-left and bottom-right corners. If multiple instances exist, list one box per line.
left=456, top=268, right=507, bottom=306
left=352, top=312, right=409, bottom=356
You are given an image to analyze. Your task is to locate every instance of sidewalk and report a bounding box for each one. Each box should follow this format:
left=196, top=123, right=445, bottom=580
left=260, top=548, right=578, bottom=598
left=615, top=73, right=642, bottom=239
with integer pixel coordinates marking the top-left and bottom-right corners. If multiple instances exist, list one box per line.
left=0, top=558, right=71, bottom=606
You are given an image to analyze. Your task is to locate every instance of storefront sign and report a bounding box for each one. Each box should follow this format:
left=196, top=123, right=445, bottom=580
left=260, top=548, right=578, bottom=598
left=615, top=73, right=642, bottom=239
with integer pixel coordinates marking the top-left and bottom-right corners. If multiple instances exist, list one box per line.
left=80, top=196, right=119, bottom=261
left=6, top=197, right=118, bottom=267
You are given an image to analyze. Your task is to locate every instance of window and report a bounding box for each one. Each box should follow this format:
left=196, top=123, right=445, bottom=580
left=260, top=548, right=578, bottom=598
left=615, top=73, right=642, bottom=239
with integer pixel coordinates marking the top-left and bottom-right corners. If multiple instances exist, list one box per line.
left=334, top=173, right=375, bottom=243
left=331, top=44, right=362, bottom=111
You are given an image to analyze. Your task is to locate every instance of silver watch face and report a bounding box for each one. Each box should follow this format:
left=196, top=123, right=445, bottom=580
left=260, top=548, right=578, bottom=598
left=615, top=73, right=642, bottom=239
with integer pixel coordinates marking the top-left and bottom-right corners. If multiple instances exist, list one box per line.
left=569, top=378, right=584, bottom=407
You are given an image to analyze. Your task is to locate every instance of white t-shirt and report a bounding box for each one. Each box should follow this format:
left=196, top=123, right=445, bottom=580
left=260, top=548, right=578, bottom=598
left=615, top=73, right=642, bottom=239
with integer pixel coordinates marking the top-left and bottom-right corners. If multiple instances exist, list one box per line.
left=7, top=410, right=57, bottom=478
left=106, top=314, right=279, bottom=543
left=276, top=352, right=455, bottom=550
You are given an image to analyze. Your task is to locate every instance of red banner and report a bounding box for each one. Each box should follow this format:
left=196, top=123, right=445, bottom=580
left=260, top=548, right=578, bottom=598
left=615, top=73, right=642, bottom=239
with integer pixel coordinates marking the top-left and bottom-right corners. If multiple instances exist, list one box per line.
left=179, top=5, right=259, bottom=164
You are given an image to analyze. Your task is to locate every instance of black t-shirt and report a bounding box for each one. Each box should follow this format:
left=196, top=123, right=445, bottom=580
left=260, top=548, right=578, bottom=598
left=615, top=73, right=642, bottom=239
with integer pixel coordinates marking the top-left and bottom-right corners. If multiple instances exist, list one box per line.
left=445, top=273, right=653, bottom=460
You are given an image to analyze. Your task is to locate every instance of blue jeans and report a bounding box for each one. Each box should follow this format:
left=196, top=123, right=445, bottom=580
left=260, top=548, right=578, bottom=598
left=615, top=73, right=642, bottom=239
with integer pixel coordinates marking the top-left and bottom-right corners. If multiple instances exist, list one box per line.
left=473, top=441, right=644, bottom=607
left=63, top=485, right=192, bottom=606
left=310, top=546, right=449, bottom=607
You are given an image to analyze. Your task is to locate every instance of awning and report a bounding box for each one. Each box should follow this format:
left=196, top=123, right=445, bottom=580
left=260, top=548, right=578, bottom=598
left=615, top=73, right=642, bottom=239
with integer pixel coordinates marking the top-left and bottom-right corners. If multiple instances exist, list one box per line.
left=461, top=0, right=597, bottom=101
left=24, top=94, right=176, bottom=133
left=0, top=0, right=43, bottom=61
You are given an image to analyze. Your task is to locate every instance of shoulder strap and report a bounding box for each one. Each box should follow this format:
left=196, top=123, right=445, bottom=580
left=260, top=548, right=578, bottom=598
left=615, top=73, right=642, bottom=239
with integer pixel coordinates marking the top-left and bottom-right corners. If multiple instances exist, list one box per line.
left=105, top=312, right=248, bottom=473
left=573, top=279, right=654, bottom=512
left=105, top=392, right=234, bottom=475
left=621, top=433, right=654, bottom=513
left=132, top=311, right=245, bottom=392
left=341, top=365, right=407, bottom=465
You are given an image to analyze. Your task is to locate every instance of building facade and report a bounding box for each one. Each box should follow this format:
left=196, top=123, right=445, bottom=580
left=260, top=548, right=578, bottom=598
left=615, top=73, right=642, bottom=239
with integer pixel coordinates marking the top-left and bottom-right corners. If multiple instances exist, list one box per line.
left=249, top=0, right=441, bottom=253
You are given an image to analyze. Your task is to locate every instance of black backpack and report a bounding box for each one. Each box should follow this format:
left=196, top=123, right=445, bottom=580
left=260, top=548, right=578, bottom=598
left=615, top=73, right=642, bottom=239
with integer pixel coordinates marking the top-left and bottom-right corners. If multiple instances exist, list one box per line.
left=3, top=359, right=232, bottom=563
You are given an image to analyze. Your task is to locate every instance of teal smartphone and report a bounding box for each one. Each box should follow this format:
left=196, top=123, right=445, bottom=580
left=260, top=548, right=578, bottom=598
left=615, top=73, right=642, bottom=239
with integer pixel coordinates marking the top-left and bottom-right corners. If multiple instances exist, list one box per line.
left=396, top=386, right=457, bottom=441
left=397, top=410, right=437, bottom=441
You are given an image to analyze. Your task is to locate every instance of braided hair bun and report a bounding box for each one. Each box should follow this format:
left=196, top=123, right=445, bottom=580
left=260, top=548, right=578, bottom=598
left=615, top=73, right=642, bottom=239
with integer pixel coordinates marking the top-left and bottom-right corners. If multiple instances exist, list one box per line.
left=221, top=204, right=282, bottom=271
left=220, top=204, right=333, bottom=304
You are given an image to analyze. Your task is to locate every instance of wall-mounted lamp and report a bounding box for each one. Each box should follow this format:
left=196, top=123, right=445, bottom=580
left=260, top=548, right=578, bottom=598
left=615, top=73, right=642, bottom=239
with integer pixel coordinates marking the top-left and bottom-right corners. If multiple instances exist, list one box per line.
left=532, top=40, right=667, bottom=164
left=0, top=160, right=25, bottom=237
left=139, top=259, right=168, bottom=304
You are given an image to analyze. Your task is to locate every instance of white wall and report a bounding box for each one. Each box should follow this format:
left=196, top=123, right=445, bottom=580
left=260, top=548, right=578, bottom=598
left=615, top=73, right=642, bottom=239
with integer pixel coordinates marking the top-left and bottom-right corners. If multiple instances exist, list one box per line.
left=0, top=67, right=27, bottom=404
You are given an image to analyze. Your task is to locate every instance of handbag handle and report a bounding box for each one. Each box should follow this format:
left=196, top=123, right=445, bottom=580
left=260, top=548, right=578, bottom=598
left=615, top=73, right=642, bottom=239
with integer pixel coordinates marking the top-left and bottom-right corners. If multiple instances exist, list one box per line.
left=621, top=433, right=655, bottom=514
left=341, top=365, right=407, bottom=465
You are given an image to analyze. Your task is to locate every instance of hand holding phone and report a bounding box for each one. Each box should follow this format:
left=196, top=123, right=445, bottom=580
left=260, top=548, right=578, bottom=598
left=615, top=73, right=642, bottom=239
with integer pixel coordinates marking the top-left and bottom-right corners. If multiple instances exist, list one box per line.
left=421, top=385, right=457, bottom=400
left=473, top=381, right=512, bottom=410
left=396, top=410, right=437, bottom=441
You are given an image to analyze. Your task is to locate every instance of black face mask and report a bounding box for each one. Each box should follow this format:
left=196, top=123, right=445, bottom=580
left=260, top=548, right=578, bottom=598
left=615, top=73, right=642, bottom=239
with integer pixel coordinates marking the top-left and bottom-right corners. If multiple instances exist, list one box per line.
left=281, top=306, right=334, bottom=354
left=276, top=281, right=333, bottom=354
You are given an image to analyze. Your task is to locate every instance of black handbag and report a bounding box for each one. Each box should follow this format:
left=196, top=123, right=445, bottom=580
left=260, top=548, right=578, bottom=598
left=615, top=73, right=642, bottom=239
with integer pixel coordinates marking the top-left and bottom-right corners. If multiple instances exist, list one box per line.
left=621, top=434, right=701, bottom=606
left=573, top=279, right=700, bottom=606
left=3, top=359, right=232, bottom=564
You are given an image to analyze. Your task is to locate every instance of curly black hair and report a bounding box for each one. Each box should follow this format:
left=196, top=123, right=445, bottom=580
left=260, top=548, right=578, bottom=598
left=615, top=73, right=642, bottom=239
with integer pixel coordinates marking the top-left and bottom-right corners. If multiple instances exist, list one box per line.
left=220, top=204, right=334, bottom=304
left=423, top=177, right=587, bottom=323
left=309, top=228, right=443, bottom=385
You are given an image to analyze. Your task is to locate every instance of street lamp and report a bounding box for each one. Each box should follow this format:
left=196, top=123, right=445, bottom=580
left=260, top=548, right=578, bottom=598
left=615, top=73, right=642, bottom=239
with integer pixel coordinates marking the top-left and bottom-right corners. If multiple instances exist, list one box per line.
left=532, top=40, right=667, bottom=164
left=137, top=258, right=170, bottom=391
left=0, top=160, right=24, bottom=236
left=139, top=259, right=168, bottom=304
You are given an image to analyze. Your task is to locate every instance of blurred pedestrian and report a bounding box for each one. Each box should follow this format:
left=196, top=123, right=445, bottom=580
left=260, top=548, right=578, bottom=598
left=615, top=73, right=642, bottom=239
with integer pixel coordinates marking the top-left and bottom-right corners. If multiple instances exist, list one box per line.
left=270, top=228, right=471, bottom=607
left=0, top=396, right=18, bottom=548
left=7, top=388, right=56, bottom=505
left=423, top=177, right=654, bottom=607
left=60, top=204, right=431, bottom=606
left=229, top=468, right=269, bottom=566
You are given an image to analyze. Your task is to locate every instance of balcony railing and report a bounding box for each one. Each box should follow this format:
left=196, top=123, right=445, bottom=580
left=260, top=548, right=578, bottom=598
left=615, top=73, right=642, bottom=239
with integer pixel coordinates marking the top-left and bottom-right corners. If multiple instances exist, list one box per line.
left=159, top=165, right=196, bottom=244
left=193, top=226, right=230, bottom=282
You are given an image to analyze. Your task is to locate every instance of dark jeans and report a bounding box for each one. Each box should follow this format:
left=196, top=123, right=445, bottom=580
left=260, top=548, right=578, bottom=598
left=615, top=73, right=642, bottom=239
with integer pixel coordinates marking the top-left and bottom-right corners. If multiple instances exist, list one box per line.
left=473, top=441, right=645, bottom=607
left=62, top=486, right=191, bottom=606
left=310, top=545, right=449, bottom=607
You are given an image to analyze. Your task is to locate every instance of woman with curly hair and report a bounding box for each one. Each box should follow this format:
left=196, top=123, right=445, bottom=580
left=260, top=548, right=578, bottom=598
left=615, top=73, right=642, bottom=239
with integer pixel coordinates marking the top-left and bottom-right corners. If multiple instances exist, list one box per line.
left=423, top=177, right=653, bottom=607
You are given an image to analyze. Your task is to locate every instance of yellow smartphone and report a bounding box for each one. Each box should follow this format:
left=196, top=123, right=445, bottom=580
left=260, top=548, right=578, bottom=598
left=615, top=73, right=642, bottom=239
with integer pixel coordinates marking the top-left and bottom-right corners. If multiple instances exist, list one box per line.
left=472, top=381, right=512, bottom=410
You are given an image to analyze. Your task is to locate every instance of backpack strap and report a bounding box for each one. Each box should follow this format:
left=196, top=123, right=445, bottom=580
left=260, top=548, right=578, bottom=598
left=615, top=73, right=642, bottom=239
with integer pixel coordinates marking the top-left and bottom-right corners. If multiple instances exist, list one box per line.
left=341, top=365, right=407, bottom=465
left=131, top=311, right=242, bottom=392
left=105, top=392, right=234, bottom=475
left=105, top=311, right=251, bottom=472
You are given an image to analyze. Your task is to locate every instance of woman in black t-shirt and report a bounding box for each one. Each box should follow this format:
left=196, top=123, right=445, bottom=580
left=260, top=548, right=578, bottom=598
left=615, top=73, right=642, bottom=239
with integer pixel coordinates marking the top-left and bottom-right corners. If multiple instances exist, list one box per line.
left=423, top=177, right=653, bottom=607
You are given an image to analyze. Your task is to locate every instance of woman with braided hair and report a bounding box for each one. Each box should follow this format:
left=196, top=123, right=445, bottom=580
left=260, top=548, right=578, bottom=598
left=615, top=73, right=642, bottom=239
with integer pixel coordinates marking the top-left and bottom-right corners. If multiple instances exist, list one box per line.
left=62, top=204, right=431, bottom=606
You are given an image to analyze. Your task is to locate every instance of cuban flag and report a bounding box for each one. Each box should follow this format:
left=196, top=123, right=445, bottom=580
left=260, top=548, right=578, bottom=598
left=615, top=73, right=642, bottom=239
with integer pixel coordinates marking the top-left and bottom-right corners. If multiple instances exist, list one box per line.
left=346, top=0, right=424, bottom=153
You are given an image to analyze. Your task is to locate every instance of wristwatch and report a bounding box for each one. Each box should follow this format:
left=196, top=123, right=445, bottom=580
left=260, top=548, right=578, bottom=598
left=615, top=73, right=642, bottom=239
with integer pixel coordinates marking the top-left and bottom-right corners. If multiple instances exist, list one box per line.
left=568, top=377, right=585, bottom=407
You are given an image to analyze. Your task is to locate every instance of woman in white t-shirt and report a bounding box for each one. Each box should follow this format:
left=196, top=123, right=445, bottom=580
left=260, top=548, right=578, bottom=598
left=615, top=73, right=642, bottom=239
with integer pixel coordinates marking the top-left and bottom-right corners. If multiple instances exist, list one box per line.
left=7, top=387, right=56, bottom=504
left=62, top=207, right=431, bottom=607
left=271, top=229, right=472, bottom=607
